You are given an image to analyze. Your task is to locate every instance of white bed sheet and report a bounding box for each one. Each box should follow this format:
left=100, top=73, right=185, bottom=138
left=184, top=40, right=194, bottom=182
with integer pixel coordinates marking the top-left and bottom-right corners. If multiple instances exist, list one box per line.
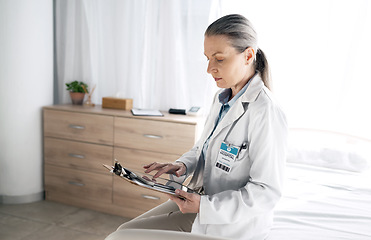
left=269, top=163, right=371, bottom=240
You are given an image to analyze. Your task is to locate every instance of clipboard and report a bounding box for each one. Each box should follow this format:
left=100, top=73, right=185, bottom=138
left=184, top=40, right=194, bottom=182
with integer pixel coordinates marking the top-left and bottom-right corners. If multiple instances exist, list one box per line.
left=103, top=160, right=196, bottom=199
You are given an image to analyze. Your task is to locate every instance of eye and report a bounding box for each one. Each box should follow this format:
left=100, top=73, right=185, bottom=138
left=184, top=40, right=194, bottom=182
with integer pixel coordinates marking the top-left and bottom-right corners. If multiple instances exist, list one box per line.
left=216, top=58, right=224, bottom=63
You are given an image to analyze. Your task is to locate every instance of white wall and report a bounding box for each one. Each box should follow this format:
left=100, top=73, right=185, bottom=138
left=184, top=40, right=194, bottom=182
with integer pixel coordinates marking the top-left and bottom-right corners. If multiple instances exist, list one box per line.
left=0, top=0, right=53, bottom=203
left=219, top=0, right=371, bottom=139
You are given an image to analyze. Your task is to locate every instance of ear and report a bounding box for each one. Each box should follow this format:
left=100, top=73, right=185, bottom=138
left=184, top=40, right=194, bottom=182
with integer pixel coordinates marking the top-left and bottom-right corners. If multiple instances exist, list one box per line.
left=244, top=47, right=255, bottom=65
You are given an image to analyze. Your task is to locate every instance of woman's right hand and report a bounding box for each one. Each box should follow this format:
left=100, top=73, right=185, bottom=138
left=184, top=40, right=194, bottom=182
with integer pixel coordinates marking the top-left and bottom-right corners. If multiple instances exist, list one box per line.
left=143, top=162, right=186, bottom=179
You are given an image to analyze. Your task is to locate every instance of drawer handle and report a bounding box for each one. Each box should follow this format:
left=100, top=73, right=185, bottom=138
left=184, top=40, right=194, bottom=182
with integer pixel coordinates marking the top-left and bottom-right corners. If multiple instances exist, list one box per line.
left=141, top=194, right=160, bottom=200
left=68, top=153, right=85, bottom=159
left=69, top=124, right=85, bottom=130
left=143, top=134, right=163, bottom=139
left=68, top=181, right=85, bottom=187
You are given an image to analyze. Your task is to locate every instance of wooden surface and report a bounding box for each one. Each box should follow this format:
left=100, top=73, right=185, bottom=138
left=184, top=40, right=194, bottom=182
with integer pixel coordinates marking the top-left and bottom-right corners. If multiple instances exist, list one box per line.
left=45, top=164, right=112, bottom=204
left=43, top=104, right=202, bottom=218
left=44, top=138, right=113, bottom=174
left=44, top=109, right=114, bottom=145
left=114, top=117, right=196, bottom=155
left=113, top=177, right=170, bottom=218
left=43, top=104, right=203, bottom=125
left=102, top=97, right=133, bottom=110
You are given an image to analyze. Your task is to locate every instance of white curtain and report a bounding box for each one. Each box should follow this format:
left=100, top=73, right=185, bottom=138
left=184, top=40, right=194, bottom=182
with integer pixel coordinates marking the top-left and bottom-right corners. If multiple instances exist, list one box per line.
left=55, top=0, right=218, bottom=111
left=56, top=0, right=371, bottom=139
left=218, top=0, right=371, bottom=139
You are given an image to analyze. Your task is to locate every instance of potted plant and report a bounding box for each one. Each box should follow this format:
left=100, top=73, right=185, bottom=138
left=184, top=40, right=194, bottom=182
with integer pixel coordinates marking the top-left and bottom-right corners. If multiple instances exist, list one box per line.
left=66, top=80, right=89, bottom=105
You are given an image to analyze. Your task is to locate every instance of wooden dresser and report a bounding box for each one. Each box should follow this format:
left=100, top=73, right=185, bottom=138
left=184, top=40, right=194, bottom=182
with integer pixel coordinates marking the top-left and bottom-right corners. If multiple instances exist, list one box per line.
left=43, top=105, right=203, bottom=218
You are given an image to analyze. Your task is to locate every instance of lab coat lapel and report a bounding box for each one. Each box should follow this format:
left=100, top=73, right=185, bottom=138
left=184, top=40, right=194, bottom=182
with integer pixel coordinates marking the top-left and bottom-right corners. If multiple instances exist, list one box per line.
left=198, top=94, right=224, bottom=147
left=240, top=74, right=264, bottom=103
left=211, top=100, right=245, bottom=140
left=210, top=74, right=263, bottom=140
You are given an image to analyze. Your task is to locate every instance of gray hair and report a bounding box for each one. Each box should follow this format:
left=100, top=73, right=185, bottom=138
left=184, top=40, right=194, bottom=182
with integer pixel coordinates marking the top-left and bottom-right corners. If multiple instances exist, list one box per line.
left=205, top=14, right=271, bottom=90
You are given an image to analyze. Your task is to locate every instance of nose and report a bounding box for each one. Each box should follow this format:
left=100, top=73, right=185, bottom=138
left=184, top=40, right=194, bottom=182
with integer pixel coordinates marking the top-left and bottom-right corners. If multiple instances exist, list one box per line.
left=207, top=60, right=217, bottom=74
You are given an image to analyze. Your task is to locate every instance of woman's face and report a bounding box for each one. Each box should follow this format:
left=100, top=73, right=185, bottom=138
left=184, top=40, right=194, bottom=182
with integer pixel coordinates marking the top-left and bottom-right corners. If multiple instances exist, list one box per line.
left=204, top=35, right=254, bottom=96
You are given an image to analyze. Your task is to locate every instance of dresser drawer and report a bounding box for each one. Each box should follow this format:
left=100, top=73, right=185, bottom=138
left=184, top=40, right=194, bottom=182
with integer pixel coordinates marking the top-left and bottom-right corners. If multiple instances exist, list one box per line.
left=45, top=164, right=112, bottom=203
left=113, top=147, right=179, bottom=217
left=114, top=117, right=196, bottom=155
left=44, top=137, right=113, bottom=174
left=113, top=177, right=168, bottom=216
left=44, top=109, right=114, bottom=145
left=114, top=147, right=180, bottom=171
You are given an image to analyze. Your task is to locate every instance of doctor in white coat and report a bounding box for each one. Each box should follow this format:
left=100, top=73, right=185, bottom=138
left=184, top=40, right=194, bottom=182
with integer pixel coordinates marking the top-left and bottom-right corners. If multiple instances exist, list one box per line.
left=105, top=14, right=287, bottom=240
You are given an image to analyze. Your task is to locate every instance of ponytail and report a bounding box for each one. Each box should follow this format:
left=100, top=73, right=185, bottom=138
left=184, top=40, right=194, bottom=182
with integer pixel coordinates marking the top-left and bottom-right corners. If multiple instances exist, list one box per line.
left=256, top=48, right=272, bottom=91
left=205, top=14, right=272, bottom=90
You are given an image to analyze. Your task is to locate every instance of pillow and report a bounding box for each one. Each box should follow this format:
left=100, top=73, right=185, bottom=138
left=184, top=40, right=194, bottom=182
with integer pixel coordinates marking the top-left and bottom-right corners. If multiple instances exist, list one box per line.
left=286, top=129, right=371, bottom=172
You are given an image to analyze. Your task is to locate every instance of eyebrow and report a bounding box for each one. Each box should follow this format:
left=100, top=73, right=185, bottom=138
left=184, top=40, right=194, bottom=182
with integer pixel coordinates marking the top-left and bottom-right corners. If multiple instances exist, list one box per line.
left=204, top=51, right=224, bottom=58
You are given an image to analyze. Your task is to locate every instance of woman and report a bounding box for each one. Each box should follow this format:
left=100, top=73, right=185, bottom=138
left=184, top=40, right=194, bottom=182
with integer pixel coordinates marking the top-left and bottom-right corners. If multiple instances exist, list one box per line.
left=106, top=14, right=287, bottom=240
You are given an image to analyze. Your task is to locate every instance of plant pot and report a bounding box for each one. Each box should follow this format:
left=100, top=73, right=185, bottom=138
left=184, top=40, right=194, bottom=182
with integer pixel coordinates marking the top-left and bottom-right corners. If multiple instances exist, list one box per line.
left=69, top=92, right=85, bottom=105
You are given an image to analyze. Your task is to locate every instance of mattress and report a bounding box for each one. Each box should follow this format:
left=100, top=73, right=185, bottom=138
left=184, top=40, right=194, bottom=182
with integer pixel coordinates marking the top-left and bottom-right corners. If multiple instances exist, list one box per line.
left=269, top=129, right=371, bottom=240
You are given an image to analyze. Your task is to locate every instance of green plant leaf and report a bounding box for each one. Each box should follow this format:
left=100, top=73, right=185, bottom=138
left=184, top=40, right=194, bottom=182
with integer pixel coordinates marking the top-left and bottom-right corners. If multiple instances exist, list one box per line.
left=65, top=80, right=88, bottom=93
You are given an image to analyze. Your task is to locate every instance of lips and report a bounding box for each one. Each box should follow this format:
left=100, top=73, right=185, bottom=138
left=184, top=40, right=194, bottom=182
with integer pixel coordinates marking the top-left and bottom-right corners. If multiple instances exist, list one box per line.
left=214, top=77, right=222, bottom=81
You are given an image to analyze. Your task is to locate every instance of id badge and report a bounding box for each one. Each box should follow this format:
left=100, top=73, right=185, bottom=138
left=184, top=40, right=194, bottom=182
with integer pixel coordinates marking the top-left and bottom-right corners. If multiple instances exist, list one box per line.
left=215, top=141, right=240, bottom=174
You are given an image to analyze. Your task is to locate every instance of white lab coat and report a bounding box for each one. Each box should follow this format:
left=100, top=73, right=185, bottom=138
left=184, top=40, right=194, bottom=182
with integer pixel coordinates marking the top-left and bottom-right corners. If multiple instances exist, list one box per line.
left=177, top=74, right=288, bottom=240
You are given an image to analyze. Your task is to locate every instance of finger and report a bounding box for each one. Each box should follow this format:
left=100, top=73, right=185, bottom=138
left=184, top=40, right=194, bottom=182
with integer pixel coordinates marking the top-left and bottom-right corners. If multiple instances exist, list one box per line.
left=175, top=168, right=184, bottom=177
left=143, top=162, right=156, bottom=172
left=144, top=162, right=166, bottom=173
left=174, top=163, right=186, bottom=177
left=175, top=189, right=190, bottom=200
left=169, top=194, right=176, bottom=201
left=170, top=193, right=184, bottom=205
left=142, top=175, right=156, bottom=182
left=152, top=164, right=175, bottom=178
left=143, top=162, right=155, bottom=169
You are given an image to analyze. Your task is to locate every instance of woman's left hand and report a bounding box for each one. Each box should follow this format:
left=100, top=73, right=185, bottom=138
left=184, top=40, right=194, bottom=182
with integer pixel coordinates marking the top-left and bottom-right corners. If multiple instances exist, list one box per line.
left=169, top=189, right=201, bottom=214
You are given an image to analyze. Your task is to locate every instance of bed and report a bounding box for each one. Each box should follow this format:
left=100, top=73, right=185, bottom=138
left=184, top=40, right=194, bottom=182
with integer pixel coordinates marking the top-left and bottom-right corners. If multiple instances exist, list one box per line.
left=106, top=128, right=371, bottom=240
left=269, top=129, right=371, bottom=240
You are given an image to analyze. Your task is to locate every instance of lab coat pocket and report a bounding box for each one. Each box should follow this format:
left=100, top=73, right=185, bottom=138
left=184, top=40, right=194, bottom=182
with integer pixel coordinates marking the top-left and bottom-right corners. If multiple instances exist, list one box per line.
left=236, top=144, right=249, bottom=162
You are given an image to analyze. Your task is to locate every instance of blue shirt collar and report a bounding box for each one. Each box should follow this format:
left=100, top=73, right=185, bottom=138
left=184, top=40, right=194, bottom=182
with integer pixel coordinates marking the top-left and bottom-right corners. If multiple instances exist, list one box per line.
left=218, top=77, right=252, bottom=107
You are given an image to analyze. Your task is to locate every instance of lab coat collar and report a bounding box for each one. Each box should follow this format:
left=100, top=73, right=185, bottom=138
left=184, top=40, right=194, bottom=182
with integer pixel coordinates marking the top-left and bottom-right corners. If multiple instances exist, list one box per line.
left=218, top=75, right=251, bottom=108
left=209, top=73, right=264, bottom=143
left=240, top=73, right=264, bottom=103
